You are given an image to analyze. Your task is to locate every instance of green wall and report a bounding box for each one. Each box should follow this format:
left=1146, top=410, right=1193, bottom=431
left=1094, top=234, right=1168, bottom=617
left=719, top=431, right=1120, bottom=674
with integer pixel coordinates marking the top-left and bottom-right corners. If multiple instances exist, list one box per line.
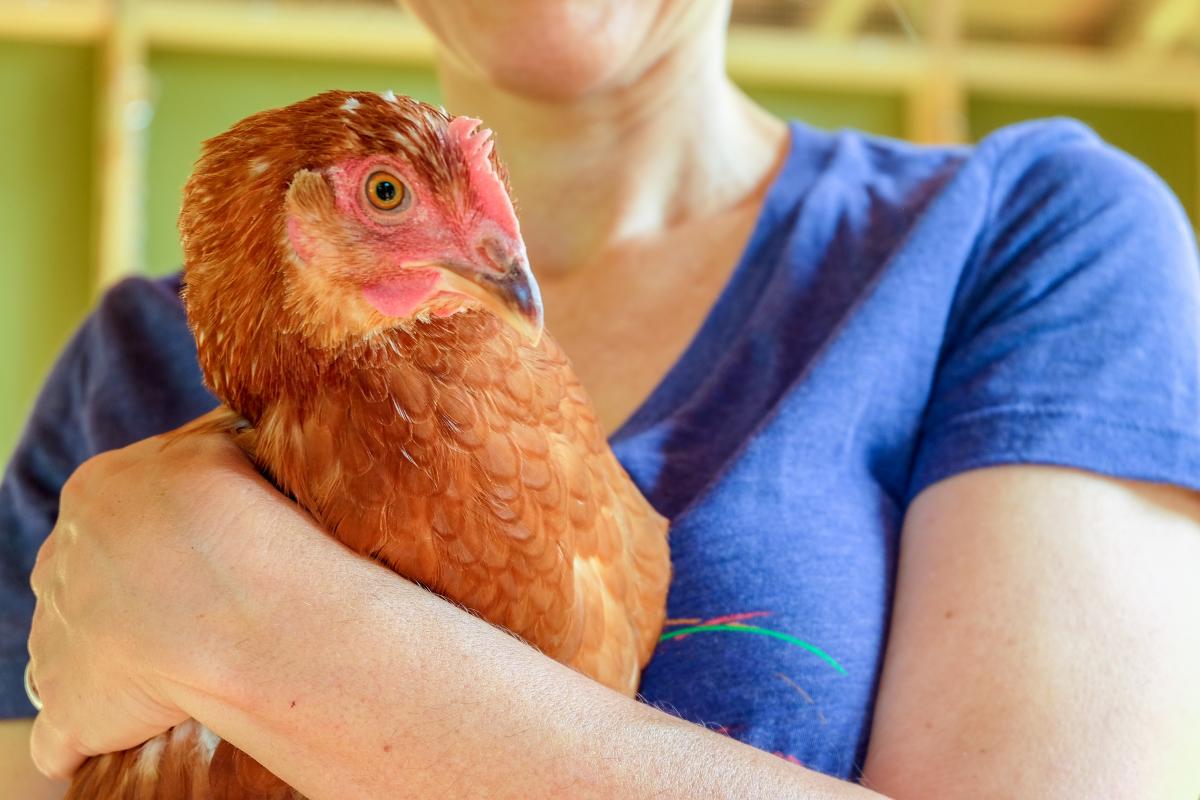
left=2, top=42, right=1198, bottom=462
left=0, top=43, right=96, bottom=463
left=744, top=86, right=906, bottom=137
left=969, top=94, right=1198, bottom=222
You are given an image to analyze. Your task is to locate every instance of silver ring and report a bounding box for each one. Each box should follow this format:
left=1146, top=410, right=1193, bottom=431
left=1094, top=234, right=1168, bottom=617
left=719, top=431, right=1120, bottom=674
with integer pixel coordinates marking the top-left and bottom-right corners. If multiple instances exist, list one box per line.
left=24, top=662, right=43, bottom=712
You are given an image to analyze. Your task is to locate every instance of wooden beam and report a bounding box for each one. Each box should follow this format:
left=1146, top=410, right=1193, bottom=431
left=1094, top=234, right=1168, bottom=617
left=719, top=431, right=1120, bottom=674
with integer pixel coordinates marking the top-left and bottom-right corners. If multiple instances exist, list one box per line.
left=906, top=0, right=966, bottom=144
left=1112, top=0, right=1200, bottom=52
left=964, top=42, right=1200, bottom=105
left=811, top=0, right=878, bottom=39
left=140, top=0, right=434, bottom=65
left=0, top=0, right=109, bottom=44
left=907, top=71, right=966, bottom=144
left=726, top=26, right=930, bottom=91
left=94, top=0, right=148, bottom=289
left=5, top=2, right=1200, bottom=107
left=725, top=29, right=1200, bottom=107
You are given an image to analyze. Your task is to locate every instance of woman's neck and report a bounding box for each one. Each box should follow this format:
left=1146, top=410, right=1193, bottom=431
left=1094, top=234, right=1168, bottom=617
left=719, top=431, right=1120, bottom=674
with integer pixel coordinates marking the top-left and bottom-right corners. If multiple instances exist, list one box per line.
left=434, top=15, right=787, bottom=275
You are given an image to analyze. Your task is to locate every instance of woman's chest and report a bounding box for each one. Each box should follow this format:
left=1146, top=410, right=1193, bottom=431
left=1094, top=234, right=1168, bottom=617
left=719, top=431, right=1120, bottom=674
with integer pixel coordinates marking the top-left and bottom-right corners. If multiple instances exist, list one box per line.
left=606, top=263, right=953, bottom=775
left=631, top=428, right=901, bottom=779
left=538, top=210, right=761, bottom=436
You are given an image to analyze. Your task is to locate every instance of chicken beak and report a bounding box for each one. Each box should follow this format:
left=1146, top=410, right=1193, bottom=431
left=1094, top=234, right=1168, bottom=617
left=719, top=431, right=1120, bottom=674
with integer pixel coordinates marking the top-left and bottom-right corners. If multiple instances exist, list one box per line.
left=476, top=261, right=544, bottom=345
left=439, top=249, right=544, bottom=345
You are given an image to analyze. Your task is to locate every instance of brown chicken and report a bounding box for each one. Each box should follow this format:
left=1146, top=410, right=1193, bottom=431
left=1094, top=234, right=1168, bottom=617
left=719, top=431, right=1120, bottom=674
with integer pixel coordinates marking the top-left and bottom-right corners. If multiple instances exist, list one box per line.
left=65, top=90, right=671, bottom=799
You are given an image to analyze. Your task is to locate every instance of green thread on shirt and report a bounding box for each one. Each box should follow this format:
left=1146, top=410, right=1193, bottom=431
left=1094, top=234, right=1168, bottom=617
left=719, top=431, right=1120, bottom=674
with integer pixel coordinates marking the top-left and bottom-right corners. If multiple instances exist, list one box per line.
left=659, top=625, right=847, bottom=676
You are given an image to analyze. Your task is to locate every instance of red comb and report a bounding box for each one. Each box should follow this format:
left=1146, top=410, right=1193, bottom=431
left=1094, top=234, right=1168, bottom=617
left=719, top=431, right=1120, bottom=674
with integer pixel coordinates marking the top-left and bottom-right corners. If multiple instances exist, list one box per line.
left=448, top=115, right=519, bottom=242
left=448, top=116, right=496, bottom=165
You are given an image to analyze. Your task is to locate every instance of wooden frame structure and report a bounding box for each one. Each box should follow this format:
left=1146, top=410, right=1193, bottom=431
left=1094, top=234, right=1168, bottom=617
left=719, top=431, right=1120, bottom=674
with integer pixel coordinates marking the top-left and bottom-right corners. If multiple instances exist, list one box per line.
left=2, top=0, right=1199, bottom=289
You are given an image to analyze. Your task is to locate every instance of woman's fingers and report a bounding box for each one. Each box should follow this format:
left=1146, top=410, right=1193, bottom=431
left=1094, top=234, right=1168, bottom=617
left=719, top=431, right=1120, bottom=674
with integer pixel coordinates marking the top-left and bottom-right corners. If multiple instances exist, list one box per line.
left=21, top=417, right=290, bottom=780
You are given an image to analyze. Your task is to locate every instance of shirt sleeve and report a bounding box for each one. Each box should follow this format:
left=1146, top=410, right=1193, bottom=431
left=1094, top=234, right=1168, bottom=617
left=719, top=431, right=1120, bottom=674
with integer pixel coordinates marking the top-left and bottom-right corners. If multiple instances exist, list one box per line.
left=0, top=275, right=212, bottom=718
left=0, top=317, right=97, bottom=717
left=907, top=120, right=1200, bottom=501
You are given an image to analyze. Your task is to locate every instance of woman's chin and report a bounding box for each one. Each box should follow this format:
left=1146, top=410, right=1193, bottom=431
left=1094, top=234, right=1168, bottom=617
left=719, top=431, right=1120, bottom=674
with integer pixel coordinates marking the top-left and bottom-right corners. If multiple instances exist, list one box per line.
left=477, top=52, right=625, bottom=102
left=406, top=0, right=688, bottom=101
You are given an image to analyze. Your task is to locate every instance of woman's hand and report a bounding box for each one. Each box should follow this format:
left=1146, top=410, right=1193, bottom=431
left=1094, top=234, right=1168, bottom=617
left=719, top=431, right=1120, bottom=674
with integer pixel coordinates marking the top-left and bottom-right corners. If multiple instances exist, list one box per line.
left=26, top=421, right=298, bottom=780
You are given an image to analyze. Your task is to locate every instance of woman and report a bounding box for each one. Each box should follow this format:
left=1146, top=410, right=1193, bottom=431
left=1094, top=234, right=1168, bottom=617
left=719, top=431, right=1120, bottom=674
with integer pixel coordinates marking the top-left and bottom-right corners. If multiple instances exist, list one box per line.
left=5, top=1, right=1200, bottom=796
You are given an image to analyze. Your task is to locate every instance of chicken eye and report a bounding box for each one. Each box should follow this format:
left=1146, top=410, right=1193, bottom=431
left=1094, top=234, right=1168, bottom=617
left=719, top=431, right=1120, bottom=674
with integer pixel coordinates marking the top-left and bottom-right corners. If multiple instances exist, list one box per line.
left=365, top=171, right=409, bottom=211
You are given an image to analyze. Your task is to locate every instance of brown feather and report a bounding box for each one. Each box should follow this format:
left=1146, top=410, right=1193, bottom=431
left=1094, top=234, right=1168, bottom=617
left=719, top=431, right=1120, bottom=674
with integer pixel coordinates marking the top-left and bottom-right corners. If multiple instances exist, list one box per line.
left=69, top=91, right=670, bottom=798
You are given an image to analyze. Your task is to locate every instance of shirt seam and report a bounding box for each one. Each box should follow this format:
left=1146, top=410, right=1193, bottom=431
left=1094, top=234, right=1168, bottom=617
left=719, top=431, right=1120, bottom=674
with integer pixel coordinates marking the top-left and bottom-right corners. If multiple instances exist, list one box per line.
left=926, top=403, right=1200, bottom=441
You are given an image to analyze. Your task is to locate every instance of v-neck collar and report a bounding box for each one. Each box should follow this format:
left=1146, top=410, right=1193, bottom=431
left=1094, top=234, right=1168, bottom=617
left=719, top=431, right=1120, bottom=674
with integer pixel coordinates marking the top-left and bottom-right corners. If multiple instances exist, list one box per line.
left=609, top=121, right=832, bottom=445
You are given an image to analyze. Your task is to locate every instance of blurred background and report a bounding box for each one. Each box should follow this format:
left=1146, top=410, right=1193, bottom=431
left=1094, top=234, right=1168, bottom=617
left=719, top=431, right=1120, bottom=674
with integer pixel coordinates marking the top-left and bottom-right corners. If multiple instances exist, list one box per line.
left=2, top=0, right=1199, bottom=459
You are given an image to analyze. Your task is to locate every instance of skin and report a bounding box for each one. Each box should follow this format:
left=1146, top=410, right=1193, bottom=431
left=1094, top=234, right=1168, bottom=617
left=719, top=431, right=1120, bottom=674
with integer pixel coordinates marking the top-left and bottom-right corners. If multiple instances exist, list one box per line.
left=423, top=0, right=788, bottom=430
left=8, top=0, right=1200, bottom=797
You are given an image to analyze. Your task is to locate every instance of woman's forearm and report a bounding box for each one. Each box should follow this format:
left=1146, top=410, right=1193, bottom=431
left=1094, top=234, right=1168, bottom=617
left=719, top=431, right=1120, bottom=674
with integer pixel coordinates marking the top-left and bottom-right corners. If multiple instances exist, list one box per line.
left=173, top=512, right=884, bottom=800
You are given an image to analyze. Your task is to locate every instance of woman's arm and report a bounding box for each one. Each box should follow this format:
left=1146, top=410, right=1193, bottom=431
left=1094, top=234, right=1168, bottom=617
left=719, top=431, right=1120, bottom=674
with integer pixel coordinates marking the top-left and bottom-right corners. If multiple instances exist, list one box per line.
left=27, top=430, right=884, bottom=799
left=864, top=466, right=1200, bottom=798
left=158, top=498, right=879, bottom=800
left=34, top=431, right=1197, bottom=797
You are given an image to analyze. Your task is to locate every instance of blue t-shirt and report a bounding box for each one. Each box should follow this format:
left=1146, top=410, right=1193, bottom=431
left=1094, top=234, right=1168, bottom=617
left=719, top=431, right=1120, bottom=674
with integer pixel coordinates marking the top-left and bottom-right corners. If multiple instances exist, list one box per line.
left=3, top=118, right=1199, bottom=781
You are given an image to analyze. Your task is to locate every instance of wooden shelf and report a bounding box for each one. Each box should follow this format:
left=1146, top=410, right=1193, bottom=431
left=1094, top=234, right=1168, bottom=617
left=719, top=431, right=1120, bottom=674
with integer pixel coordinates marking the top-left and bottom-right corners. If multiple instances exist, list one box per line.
left=141, top=0, right=434, bottom=64
left=0, top=0, right=109, bottom=43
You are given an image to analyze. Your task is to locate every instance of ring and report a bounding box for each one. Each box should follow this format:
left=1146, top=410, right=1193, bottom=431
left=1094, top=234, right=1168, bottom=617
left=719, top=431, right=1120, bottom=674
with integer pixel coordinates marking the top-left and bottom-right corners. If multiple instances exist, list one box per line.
left=24, top=662, right=43, bottom=712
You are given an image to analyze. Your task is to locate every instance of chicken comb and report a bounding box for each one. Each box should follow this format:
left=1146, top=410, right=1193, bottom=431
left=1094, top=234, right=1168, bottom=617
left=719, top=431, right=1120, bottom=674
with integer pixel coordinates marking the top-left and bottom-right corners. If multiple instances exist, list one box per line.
left=448, top=115, right=521, bottom=242
left=449, top=115, right=496, bottom=165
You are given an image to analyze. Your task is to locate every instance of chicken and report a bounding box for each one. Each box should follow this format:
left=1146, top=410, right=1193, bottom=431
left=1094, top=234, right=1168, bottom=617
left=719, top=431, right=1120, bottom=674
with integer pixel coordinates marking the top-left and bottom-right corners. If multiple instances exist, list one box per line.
left=65, top=90, right=671, bottom=799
